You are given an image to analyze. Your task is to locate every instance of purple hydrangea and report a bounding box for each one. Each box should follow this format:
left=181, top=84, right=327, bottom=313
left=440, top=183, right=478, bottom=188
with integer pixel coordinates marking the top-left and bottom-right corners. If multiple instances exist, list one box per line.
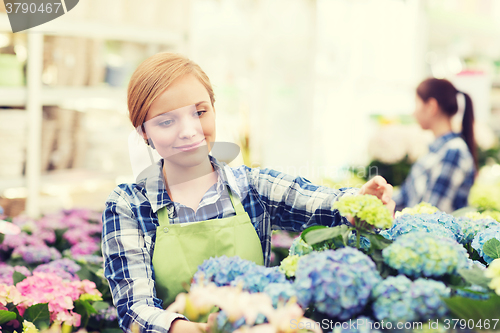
left=93, top=305, right=118, bottom=322
left=0, top=263, right=32, bottom=285
left=33, top=258, right=81, bottom=281
left=293, top=248, right=381, bottom=319
left=11, top=244, right=61, bottom=264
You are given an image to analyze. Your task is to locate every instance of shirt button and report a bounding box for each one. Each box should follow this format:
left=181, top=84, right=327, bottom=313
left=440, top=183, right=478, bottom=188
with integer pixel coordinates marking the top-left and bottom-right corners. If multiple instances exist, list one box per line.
left=163, top=227, right=169, bottom=233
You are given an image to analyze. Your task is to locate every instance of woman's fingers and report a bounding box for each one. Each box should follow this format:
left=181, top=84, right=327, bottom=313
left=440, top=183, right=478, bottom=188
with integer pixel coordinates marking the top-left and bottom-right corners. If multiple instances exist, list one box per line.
left=360, top=177, right=393, bottom=204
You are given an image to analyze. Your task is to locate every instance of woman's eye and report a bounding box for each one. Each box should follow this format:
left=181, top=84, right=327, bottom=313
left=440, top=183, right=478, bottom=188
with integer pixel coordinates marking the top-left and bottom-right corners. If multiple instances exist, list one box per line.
left=158, top=120, right=173, bottom=127
left=195, top=110, right=206, bottom=117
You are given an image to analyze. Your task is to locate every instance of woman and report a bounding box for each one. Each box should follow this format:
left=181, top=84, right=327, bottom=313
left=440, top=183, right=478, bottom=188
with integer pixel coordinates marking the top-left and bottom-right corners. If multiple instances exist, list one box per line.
left=102, top=52, right=395, bottom=333
left=393, top=78, right=477, bottom=213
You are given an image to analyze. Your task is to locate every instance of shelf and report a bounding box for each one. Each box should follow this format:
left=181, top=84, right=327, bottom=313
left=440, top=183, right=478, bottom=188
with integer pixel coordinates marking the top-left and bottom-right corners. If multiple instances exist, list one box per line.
left=0, top=13, right=182, bottom=45
left=0, top=86, right=127, bottom=107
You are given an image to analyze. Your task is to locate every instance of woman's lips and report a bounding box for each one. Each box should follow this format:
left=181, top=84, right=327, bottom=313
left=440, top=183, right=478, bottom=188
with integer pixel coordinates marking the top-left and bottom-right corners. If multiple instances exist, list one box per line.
left=175, top=139, right=205, bottom=152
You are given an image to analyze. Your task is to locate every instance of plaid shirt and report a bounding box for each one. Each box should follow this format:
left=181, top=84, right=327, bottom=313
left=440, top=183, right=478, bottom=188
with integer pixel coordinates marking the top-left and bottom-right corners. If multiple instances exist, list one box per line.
left=393, top=132, right=475, bottom=213
left=102, top=155, right=358, bottom=333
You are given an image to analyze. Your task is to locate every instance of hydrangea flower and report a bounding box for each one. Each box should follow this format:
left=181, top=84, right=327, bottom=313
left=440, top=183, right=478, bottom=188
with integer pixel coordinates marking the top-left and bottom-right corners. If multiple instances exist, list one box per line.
left=34, top=258, right=81, bottom=281
left=192, top=256, right=286, bottom=293
left=332, top=195, right=393, bottom=229
left=293, top=248, right=381, bottom=319
left=469, top=183, right=500, bottom=212
left=485, top=258, right=500, bottom=295
left=231, top=266, right=287, bottom=293
left=0, top=263, right=32, bottom=285
left=371, top=275, right=450, bottom=323
left=396, top=202, right=439, bottom=217
left=456, top=214, right=498, bottom=244
left=289, top=237, right=313, bottom=256
left=93, top=305, right=118, bottom=322
left=483, top=210, right=500, bottom=223
left=380, top=212, right=463, bottom=243
left=347, top=232, right=371, bottom=252
left=11, top=245, right=61, bottom=264
left=471, top=226, right=500, bottom=264
left=263, top=283, right=296, bottom=308
left=382, top=231, right=469, bottom=278
left=330, top=316, right=380, bottom=333
left=279, top=255, right=300, bottom=277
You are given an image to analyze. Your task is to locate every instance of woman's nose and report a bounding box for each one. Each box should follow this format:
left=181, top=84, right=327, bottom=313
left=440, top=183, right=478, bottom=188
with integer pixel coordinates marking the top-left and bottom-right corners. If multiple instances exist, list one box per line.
left=178, top=116, right=202, bottom=138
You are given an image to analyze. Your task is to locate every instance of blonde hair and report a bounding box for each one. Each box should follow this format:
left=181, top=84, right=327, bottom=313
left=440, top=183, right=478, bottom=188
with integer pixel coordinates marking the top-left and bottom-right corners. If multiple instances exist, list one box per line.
left=127, top=52, right=215, bottom=128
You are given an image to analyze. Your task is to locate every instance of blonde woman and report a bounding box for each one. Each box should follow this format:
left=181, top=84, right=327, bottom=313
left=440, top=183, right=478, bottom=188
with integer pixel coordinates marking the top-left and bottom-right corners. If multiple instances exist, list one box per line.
left=102, top=53, right=395, bottom=333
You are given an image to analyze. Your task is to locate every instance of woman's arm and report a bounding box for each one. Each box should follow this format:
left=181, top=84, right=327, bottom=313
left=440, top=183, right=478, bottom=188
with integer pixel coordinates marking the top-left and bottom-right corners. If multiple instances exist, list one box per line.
left=102, top=188, right=187, bottom=333
left=243, top=166, right=393, bottom=231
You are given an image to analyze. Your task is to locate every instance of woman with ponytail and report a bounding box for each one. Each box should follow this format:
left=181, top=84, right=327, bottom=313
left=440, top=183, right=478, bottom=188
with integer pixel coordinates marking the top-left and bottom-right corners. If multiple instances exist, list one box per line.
left=393, top=78, right=477, bottom=213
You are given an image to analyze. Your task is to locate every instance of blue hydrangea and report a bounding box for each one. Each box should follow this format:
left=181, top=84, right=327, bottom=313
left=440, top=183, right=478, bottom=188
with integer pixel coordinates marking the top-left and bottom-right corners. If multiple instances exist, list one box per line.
left=192, top=256, right=286, bottom=293
left=347, top=231, right=371, bottom=252
left=371, top=275, right=450, bottom=323
left=380, top=212, right=463, bottom=243
left=192, top=256, right=257, bottom=286
left=293, top=248, right=381, bottom=320
left=471, top=226, right=500, bottom=264
left=230, top=265, right=287, bottom=293
left=263, top=282, right=296, bottom=308
left=382, top=231, right=469, bottom=278
left=289, top=236, right=313, bottom=256
left=456, top=216, right=498, bottom=244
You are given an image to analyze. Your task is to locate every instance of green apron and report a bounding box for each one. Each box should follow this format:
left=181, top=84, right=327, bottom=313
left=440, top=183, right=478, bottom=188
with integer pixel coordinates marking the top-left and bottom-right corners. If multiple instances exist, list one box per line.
left=152, top=187, right=264, bottom=307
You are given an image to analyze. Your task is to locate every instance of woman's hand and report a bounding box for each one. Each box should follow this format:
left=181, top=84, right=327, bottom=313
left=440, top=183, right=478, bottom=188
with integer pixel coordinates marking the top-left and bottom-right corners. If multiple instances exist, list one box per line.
left=169, top=319, right=208, bottom=333
left=360, top=176, right=395, bottom=216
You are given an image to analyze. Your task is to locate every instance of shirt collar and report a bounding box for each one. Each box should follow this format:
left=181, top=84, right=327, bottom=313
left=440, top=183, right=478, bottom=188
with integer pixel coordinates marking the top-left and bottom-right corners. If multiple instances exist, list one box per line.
left=428, top=132, right=460, bottom=153
left=137, top=155, right=243, bottom=213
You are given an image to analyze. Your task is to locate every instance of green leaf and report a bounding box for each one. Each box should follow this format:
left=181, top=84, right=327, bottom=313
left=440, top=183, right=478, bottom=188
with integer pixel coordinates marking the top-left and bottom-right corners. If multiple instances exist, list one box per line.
left=92, top=301, right=110, bottom=311
left=76, top=264, right=94, bottom=281
left=362, top=232, right=393, bottom=250
left=23, top=303, right=50, bottom=330
left=302, top=225, right=352, bottom=247
left=457, top=266, right=492, bottom=290
left=0, top=310, right=17, bottom=325
left=74, top=299, right=97, bottom=328
left=483, top=238, right=500, bottom=260
left=12, top=272, right=27, bottom=285
left=300, top=226, right=328, bottom=243
left=451, top=206, right=478, bottom=217
left=442, top=293, right=500, bottom=321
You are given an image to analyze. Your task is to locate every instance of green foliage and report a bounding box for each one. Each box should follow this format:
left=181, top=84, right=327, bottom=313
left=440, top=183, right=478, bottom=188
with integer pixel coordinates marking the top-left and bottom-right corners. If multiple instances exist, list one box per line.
left=483, top=238, right=500, bottom=260
left=0, top=310, right=17, bottom=325
left=74, top=299, right=98, bottom=329
left=23, top=303, right=50, bottom=330
left=457, top=266, right=492, bottom=290
left=358, top=156, right=412, bottom=187
left=302, top=225, right=352, bottom=250
left=442, top=293, right=500, bottom=322
left=12, top=271, right=27, bottom=285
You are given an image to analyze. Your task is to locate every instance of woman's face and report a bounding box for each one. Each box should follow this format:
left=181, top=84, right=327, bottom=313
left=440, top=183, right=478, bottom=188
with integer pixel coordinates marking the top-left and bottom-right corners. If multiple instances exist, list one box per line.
left=413, top=95, right=431, bottom=130
left=143, top=74, right=216, bottom=168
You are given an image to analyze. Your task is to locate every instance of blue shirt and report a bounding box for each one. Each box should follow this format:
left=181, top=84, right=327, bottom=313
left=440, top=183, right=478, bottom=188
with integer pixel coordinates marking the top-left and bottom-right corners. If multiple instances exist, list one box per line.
left=393, top=132, right=475, bottom=213
left=102, top=156, right=358, bottom=333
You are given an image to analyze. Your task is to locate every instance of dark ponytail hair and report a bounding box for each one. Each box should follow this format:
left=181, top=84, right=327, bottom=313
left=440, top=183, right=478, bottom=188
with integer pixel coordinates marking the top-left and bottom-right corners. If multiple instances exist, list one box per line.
left=416, top=78, right=478, bottom=169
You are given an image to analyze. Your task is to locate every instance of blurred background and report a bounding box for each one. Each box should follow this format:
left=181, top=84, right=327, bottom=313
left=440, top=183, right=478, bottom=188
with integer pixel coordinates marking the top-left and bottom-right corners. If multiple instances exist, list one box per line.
left=1, top=0, right=500, bottom=217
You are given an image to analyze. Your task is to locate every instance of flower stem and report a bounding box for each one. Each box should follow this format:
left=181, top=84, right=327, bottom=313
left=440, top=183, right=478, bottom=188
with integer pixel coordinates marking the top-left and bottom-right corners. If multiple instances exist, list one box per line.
left=355, top=218, right=360, bottom=249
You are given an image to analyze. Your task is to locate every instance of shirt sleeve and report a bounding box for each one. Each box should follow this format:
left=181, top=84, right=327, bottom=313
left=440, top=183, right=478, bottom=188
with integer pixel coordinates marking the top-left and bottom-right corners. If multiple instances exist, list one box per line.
left=422, top=149, right=467, bottom=213
left=102, top=190, right=186, bottom=333
left=243, top=166, right=359, bottom=231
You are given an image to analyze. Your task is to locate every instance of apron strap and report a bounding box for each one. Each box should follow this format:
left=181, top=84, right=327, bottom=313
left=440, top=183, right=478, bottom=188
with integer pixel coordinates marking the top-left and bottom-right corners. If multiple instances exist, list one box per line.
left=157, top=186, right=246, bottom=226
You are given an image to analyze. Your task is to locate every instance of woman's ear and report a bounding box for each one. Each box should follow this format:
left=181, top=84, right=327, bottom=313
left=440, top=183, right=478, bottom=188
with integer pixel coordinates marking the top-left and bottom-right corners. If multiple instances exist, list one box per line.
left=427, top=98, right=440, bottom=117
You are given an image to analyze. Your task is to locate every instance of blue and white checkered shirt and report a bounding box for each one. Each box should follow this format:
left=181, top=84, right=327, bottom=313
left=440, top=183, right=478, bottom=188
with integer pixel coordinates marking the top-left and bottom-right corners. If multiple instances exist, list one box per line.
left=102, top=155, right=358, bottom=333
left=393, top=132, right=475, bottom=213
